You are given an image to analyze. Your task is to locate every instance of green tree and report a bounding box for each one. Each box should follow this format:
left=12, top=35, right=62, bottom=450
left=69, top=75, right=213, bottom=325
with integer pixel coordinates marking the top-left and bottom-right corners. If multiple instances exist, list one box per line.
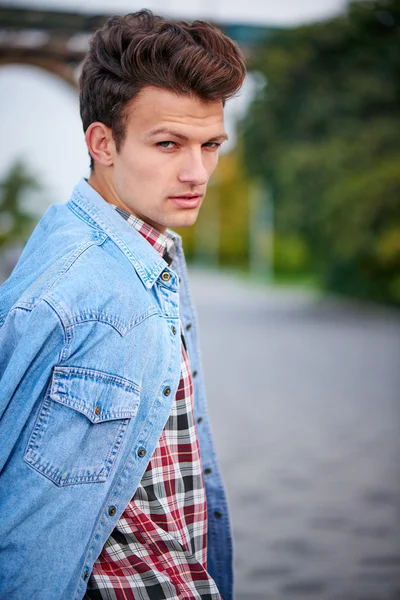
left=0, top=160, right=39, bottom=250
left=242, top=0, right=400, bottom=303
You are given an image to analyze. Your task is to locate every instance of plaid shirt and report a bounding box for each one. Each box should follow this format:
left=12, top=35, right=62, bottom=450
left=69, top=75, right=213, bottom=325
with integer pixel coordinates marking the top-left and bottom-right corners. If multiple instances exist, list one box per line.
left=86, top=208, right=221, bottom=600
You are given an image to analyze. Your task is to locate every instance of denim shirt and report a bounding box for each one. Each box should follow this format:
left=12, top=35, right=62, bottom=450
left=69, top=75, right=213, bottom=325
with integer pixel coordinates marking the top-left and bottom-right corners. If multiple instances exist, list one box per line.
left=0, top=179, right=233, bottom=600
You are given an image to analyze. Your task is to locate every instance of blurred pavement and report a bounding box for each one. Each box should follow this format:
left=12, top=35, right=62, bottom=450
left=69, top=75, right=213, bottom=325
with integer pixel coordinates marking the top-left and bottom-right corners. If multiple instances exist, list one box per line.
left=189, top=269, right=400, bottom=600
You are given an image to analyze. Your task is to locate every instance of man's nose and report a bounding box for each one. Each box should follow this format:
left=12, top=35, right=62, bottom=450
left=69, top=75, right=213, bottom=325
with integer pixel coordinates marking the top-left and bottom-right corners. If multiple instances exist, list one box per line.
left=178, top=151, right=209, bottom=186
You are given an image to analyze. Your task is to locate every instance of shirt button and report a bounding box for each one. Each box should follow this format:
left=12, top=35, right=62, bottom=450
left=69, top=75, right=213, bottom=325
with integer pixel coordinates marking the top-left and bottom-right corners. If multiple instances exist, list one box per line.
left=214, top=511, right=223, bottom=519
left=171, top=325, right=177, bottom=335
left=94, top=405, right=101, bottom=415
left=137, top=447, right=147, bottom=458
left=83, top=570, right=89, bottom=581
left=204, top=468, right=212, bottom=475
left=192, top=370, right=198, bottom=378
left=161, top=271, right=171, bottom=282
left=186, top=323, right=192, bottom=331
left=197, top=417, right=203, bottom=424
left=108, top=505, right=117, bottom=516
left=163, top=387, right=171, bottom=396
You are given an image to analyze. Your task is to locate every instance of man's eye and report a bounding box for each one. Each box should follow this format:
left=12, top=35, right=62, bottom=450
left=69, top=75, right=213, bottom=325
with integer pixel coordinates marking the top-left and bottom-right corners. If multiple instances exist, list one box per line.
left=203, top=142, right=221, bottom=149
left=157, top=141, right=176, bottom=149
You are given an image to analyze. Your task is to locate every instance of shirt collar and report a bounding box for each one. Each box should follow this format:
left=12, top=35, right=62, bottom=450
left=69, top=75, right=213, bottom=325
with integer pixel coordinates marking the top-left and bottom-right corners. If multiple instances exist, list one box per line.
left=111, top=205, right=176, bottom=265
left=67, top=178, right=181, bottom=289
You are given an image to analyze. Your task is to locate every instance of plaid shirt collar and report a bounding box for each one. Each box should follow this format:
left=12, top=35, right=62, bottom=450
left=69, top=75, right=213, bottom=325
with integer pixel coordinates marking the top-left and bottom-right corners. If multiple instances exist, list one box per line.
left=111, top=206, right=176, bottom=266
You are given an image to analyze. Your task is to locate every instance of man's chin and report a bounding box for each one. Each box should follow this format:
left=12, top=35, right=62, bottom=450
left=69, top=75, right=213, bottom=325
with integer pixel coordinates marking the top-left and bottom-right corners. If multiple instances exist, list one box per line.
left=166, top=209, right=200, bottom=230
left=172, top=217, right=200, bottom=230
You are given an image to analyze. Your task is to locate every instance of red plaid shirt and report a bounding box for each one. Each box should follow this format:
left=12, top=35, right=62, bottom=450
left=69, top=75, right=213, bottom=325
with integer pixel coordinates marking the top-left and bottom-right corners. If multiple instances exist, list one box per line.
left=86, top=208, right=221, bottom=600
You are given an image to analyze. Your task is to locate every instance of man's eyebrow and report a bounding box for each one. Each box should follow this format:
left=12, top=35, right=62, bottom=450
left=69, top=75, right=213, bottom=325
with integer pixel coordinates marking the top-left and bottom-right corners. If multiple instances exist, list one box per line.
left=208, top=133, right=229, bottom=143
left=146, top=127, right=229, bottom=142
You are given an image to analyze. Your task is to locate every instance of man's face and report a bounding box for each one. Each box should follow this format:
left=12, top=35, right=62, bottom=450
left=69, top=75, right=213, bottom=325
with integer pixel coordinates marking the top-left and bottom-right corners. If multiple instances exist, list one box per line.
left=110, top=86, right=227, bottom=232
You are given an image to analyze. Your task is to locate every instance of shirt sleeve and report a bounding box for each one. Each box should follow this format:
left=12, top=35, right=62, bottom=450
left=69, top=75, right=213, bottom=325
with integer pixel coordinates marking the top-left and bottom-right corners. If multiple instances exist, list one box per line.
left=0, top=299, right=66, bottom=472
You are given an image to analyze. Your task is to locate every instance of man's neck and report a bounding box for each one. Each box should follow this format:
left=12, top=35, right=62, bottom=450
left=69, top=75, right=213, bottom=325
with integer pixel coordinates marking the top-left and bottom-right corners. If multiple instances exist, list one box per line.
left=87, top=170, right=167, bottom=234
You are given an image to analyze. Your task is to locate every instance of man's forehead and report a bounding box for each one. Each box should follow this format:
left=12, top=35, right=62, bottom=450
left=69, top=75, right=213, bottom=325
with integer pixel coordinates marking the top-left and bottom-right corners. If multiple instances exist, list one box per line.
left=126, top=86, right=225, bottom=134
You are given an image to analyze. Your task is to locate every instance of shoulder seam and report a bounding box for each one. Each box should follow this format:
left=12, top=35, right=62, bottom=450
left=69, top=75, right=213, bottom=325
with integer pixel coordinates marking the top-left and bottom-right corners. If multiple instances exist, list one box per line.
left=41, top=297, right=72, bottom=363
left=11, top=233, right=109, bottom=314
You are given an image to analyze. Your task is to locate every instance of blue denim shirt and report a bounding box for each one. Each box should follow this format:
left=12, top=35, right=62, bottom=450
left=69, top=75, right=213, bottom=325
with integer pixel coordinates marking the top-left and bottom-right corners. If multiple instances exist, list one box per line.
left=0, top=179, right=233, bottom=600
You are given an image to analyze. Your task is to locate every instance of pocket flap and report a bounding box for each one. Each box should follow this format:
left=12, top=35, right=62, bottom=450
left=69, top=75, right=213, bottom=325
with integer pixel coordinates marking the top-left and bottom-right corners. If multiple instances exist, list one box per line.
left=50, top=366, right=140, bottom=423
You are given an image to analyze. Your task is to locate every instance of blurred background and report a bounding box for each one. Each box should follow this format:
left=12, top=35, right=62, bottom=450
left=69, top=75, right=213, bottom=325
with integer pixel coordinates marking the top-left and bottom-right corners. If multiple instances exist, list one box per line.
left=1, top=0, right=399, bottom=598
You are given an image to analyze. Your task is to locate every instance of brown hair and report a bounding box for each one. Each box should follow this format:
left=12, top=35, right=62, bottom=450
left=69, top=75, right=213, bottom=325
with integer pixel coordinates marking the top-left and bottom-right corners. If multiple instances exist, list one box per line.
left=79, top=10, right=246, bottom=168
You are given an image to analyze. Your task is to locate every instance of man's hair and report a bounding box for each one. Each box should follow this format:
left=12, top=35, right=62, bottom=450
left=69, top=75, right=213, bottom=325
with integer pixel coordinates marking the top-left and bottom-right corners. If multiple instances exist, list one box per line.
left=79, top=10, right=246, bottom=168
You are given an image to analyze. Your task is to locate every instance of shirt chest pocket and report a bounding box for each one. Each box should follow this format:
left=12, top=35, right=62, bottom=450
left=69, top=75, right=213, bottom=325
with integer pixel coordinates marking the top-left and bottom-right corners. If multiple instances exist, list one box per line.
left=24, top=366, right=140, bottom=487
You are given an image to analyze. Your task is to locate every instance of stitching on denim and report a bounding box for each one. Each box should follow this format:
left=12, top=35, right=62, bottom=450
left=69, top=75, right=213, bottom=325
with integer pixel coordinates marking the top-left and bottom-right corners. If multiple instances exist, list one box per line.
left=69, top=196, right=153, bottom=284
left=52, top=366, right=140, bottom=393
left=50, top=394, right=139, bottom=423
left=40, top=298, right=72, bottom=364
left=35, top=234, right=108, bottom=307
left=67, top=306, right=161, bottom=335
left=24, top=398, right=131, bottom=487
left=69, top=194, right=167, bottom=287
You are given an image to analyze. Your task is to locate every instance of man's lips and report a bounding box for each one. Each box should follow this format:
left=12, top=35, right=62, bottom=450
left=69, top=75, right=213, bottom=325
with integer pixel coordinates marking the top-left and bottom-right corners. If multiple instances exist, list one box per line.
left=169, top=193, right=202, bottom=199
left=168, top=194, right=203, bottom=208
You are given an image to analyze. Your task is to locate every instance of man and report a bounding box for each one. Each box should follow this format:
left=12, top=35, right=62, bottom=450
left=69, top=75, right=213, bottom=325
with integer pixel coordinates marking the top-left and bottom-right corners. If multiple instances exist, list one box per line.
left=0, top=10, right=246, bottom=600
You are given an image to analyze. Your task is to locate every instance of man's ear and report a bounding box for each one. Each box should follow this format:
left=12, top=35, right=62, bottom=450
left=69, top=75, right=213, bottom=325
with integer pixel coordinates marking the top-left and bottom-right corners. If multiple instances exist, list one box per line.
left=85, top=122, right=115, bottom=167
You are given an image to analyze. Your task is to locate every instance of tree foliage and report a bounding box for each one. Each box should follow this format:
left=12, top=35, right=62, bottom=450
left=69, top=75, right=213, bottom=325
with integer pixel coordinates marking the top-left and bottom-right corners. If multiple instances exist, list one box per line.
left=0, top=160, right=39, bottom=250
left=242, top=0, right=400, bottom=303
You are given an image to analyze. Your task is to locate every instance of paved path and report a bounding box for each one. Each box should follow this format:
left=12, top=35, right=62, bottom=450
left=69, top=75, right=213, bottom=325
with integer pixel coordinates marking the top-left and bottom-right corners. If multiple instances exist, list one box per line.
left=189, top=270, right=400, bottom=600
